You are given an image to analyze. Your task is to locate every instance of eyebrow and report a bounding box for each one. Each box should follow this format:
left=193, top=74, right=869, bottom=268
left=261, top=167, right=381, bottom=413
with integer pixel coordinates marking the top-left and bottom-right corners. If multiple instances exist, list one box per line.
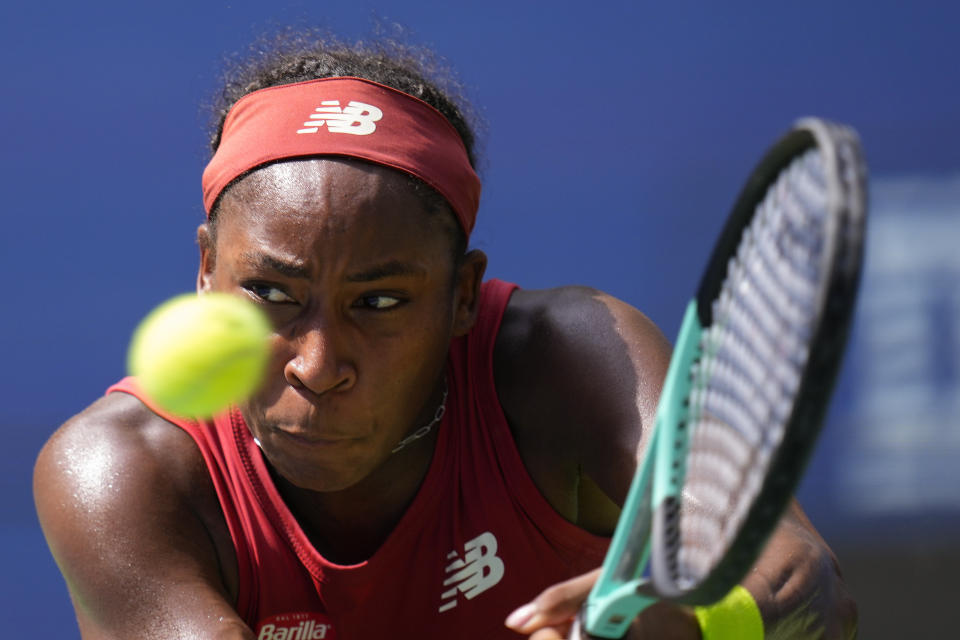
left=345, top=260, right=428, bottom=283
left=240, top=252, right=427, bottom=283
left=240, top=252, right=311, bottom=279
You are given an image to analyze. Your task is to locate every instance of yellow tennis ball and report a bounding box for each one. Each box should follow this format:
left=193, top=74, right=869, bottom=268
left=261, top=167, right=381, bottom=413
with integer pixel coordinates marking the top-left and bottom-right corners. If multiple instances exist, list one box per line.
left=127, top=292, right=271, bottom=418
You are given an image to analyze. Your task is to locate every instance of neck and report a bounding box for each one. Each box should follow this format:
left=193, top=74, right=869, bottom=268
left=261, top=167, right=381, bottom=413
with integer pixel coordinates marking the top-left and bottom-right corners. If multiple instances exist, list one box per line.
left=272, top=418, right=441, bottom=565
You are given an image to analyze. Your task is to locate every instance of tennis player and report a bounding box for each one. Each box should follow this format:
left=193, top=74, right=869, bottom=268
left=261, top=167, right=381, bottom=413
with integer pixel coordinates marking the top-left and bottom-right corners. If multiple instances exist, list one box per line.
left=34, top=32, right=857, bottom=639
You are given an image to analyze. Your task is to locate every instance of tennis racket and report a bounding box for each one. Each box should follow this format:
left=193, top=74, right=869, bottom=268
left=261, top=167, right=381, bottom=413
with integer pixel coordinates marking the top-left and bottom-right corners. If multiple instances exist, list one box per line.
left=575, top=117, right=867, bottom=639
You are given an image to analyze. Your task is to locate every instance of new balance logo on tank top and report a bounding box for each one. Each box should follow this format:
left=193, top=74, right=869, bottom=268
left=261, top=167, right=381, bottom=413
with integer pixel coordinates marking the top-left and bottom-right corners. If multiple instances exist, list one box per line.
left=108, top=279, right=609, bottom=639
left=439, top=531, right=505, bottom=613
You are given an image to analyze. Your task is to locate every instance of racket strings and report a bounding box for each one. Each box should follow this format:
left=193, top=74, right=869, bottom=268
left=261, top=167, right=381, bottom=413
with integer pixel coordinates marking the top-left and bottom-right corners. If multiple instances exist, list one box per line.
left=675, top=149, right=830, bottom=586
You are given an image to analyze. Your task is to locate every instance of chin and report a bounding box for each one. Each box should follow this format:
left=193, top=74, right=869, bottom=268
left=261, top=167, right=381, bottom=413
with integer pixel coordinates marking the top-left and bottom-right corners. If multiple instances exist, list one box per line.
left=285, top=475, right=363, bottom=494
left=284, top=468, right=379, bottom=495
left=259, top=433, right=382, bottom=494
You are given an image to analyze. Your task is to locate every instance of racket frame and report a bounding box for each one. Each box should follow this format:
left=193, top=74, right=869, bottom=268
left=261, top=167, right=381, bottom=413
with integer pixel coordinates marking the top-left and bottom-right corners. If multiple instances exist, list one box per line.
left=581, top=300, right=703, bottom=638
left=580, top=118, right=866, bottom=637
left=651, top=119, right=865, bottom=603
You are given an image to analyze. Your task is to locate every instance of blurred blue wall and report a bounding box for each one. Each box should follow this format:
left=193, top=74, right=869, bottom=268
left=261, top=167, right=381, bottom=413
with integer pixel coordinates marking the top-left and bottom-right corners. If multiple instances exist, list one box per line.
left=2, top=1, right=957, bottom=634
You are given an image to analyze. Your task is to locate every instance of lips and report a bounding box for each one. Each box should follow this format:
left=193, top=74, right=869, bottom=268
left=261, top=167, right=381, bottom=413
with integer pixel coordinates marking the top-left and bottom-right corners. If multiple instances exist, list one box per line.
left=272, top=427, right=356, bottom=447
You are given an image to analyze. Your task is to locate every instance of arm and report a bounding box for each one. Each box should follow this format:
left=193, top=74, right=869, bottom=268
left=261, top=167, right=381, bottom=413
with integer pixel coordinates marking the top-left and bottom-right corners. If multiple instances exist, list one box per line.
left=495, top=286, right=856, bottom=639
left=743, top=501, right=858, bottom=640
left=34, top=393, right=254, bottom=639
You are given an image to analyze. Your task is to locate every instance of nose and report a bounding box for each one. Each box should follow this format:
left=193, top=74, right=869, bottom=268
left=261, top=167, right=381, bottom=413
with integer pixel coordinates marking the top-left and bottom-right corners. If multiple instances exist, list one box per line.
left=283, top=319, right=357, bottom=397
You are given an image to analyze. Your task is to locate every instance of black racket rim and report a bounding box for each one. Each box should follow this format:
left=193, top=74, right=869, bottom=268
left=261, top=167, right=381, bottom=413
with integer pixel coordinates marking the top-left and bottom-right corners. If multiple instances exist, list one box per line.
left=651, top=118, right=867, bottom=605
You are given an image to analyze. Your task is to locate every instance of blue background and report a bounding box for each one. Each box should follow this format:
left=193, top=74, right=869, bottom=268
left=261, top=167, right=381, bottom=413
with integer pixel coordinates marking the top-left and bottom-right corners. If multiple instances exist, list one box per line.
left=2, top=1, right=958, bottom=635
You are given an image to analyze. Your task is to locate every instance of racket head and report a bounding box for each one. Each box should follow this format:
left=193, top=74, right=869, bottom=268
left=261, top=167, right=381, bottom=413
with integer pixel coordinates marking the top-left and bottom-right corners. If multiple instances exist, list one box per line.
left=648, top=117, right=867, bottom=604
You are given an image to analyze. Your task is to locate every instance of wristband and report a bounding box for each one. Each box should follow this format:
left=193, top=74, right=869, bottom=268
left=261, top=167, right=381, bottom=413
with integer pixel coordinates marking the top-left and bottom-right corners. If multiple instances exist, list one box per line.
left=694, top=585, right=764, bottom=640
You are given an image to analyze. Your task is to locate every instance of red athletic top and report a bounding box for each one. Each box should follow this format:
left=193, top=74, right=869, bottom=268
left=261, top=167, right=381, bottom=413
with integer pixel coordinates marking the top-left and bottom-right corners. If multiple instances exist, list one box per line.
left=109, top=279, right=609, bottom=639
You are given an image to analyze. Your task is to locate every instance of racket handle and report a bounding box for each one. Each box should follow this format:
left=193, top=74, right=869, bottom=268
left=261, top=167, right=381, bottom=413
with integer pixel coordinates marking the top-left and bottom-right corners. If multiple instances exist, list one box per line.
left=569, top=612, right=585, bottom=640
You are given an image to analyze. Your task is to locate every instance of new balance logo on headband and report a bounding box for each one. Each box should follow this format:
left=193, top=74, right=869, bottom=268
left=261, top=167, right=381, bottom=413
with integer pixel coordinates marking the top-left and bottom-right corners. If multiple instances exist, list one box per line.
left=296, top=101, right=383, bottom=135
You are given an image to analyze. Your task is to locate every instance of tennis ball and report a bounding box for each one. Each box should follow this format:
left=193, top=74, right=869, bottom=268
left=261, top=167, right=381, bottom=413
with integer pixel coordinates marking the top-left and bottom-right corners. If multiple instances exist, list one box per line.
left=127, top=292, right=271, bottom=419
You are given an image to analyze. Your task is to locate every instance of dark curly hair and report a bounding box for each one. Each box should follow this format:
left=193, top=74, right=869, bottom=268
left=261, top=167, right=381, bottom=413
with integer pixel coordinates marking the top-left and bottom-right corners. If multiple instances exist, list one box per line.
left=205, top=28, right=481, bottom=260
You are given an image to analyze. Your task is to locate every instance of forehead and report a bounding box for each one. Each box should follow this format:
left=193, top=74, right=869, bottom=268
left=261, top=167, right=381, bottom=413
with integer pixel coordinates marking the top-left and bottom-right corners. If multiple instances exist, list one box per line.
left=222, top=157, right=426, bottom=224
left=214, top=158, right=449, bottom=256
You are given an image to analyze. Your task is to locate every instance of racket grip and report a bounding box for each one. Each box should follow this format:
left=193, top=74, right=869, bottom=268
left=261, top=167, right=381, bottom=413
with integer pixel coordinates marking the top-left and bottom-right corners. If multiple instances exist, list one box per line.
left=569, top=612, right=585, bottom=640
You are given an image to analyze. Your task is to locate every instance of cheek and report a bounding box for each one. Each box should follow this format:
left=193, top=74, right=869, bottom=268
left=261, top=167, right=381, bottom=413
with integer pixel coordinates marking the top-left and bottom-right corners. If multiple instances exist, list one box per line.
left=253, top=341, right=292, bottom=396
left=247, top=289, right=457, bottom=395
left=253, top=319, right=446, bottom=393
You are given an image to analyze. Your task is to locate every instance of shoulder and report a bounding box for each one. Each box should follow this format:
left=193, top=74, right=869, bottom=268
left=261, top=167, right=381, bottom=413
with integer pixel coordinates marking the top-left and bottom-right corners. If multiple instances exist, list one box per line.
left=34, top=392, right=240, bottom=634
left=493, top=286, right=672, bottom=509
left=35, top=391, right=211, bottom=515
left=495, top=284, right=670, bottom=358
left=495, top=285, right=671, bottom=438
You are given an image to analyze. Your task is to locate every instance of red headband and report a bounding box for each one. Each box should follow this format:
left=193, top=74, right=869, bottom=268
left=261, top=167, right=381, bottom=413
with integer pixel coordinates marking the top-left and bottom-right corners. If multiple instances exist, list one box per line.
left=202, top=77, right=481, bottom=235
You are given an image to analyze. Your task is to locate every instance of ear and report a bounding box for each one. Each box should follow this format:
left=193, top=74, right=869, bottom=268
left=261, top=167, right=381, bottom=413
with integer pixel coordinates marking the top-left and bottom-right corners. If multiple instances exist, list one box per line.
left=452, top=249, right=488, bottom=337
left=196, top=223, right=216, bottom=293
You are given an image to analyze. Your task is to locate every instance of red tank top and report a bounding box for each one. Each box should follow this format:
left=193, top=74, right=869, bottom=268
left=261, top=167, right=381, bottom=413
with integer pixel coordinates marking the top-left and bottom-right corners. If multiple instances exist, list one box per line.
left=109, top=279, right=608, bottom=639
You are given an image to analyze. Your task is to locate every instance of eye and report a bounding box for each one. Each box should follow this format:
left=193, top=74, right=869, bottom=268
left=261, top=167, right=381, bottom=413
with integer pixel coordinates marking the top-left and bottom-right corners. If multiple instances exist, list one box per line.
left=244, top=283, right=296, bottom=304
left=356, top=294, right=402, bottom=310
